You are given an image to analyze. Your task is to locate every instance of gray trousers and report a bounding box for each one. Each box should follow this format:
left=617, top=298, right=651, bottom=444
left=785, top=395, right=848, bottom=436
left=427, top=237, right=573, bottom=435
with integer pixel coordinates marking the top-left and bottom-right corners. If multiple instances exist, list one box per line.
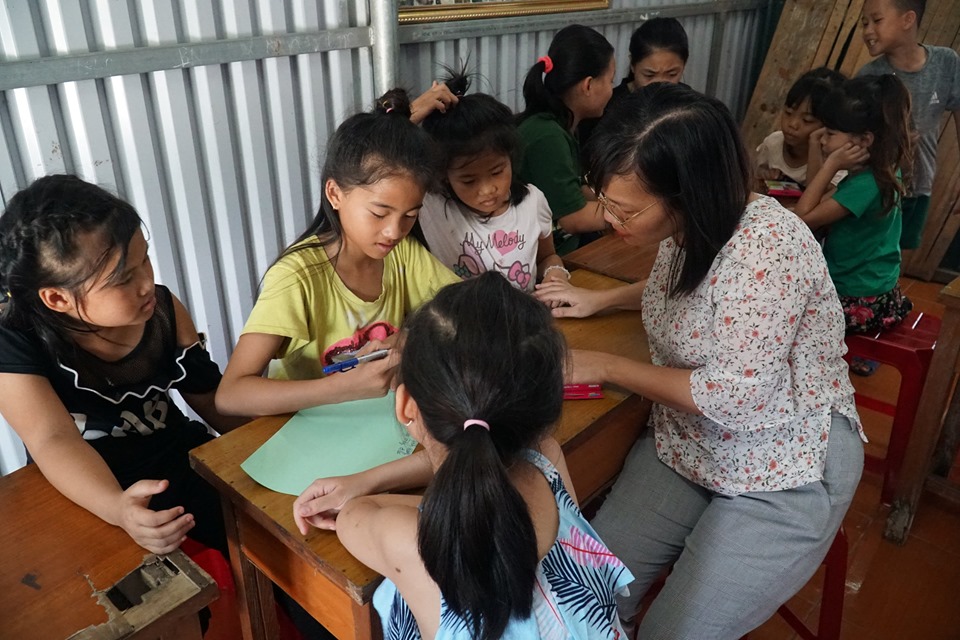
left=592, top=413, right=863, bottom=639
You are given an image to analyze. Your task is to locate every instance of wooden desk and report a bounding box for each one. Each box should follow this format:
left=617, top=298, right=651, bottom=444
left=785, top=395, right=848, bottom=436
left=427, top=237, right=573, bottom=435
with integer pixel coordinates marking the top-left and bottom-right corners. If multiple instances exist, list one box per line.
left=190, top=270, right=651, bottom=640
left=0, top=464, right=217, bottom=639
left=885, top=276, right=960, bottom=542
left=563, top=234, right=658, bottom=284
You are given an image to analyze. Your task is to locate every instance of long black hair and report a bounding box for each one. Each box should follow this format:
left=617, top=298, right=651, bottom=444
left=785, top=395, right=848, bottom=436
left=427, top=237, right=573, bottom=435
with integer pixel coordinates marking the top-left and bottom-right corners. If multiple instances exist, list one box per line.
left=401, top=272, right=565, bottom=640
left=421, top=69, right=528, bottom=208
left=585, top=83, right=751, bottom=296
left=280, top=89, right=438, bottom=263
left=624, top=17, right=689, bottom=83
left=818, top=74, right=913, bottom=216
left=518, top=24, right=614, bottom=130
left=0, top=174, right=143, bottom=358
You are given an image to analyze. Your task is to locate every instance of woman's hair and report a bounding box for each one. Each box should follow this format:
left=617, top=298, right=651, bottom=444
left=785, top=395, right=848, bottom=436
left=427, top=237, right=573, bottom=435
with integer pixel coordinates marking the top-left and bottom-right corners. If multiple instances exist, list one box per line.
left=585, top=83, right=751, bottom=296
left=282, top=89, right=438, bottom=261
left=518, top=24, right=614, bottom=130
left=0, top=174, right=143, bottom=356
left=624, top=17, right=689, bottom=82
left=421, top=70, right=528, bottom=208
left=818, top=74, right=914, bottom=216
left=401, top=272, right=565, bottom=640
left=785, top=67, right=846, bottom=113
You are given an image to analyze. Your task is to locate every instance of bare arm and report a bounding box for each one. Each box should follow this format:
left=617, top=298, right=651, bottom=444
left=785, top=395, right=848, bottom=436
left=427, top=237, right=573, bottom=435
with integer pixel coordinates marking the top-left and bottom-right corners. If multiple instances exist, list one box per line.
left=538, top=436, right=578, bottom=505
left=569, top=349, right=699, bottom=415
left=0, top=373, right=195, bottom=553
left=170, top=294, right=248, bottom=432
left=534, top=279, right=647, bottom=318
left=293, top=450, right=434, bottom=533
left=216, top=332, right=398, bottom=416
left=795, top=142, right=867, bottom=230
left=556, top=200, right=607, bottom=235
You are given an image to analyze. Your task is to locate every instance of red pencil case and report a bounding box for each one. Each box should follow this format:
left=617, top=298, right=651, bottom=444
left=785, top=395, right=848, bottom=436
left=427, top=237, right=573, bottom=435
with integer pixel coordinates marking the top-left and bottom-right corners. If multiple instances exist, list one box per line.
left=563, top=383, right=604, bottom=400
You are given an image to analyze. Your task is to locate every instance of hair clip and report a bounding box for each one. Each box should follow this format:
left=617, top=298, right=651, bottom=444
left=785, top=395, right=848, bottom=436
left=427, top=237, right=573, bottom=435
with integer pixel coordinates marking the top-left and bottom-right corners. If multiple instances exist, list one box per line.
left=537, top=55, right=554, bottom=74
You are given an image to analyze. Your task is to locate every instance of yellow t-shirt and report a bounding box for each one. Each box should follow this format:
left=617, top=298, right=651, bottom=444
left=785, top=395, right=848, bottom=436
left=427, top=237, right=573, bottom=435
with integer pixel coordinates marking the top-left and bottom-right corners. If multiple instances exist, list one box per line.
left=242, top=237, right=459, bottom=380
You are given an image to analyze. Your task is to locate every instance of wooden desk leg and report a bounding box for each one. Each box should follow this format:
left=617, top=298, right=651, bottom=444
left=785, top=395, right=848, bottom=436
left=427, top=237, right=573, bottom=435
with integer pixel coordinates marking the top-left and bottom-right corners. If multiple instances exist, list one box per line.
left=222, top=499, right=280, bottom=640
left=885, top=311, right=960, bottom=543
left=932, top=383, right=960, bottom=477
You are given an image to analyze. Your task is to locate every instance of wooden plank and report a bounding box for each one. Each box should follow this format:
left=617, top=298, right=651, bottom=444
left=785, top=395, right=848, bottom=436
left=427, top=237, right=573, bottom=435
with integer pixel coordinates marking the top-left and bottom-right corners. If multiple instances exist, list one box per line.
left=741, top=0, right=837, bottom=151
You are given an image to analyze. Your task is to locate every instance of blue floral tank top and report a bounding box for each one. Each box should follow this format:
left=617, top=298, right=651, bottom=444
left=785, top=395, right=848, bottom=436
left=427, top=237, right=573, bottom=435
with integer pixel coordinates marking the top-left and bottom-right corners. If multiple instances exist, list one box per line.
left=372, top=449, right=634, bottom=639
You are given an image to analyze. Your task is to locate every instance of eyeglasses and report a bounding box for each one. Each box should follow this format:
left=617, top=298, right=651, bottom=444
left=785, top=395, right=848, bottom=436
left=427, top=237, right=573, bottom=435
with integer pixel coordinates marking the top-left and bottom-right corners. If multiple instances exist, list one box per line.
left=596, top=192, right=659, bottom=227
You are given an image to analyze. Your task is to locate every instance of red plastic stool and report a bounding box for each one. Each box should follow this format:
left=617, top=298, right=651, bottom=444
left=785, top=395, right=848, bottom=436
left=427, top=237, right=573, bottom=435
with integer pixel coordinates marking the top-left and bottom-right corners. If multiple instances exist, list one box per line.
left=633, top=528, right=848, bottom=640
left=179, top=538, right=235, bottom=593
left=843, top=310, right=940, bottom=504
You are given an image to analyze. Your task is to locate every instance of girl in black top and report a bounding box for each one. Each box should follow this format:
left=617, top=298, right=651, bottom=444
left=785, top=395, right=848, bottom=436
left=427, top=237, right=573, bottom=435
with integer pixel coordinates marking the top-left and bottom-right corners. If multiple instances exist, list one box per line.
left=0, top=175, right=244, bottom=554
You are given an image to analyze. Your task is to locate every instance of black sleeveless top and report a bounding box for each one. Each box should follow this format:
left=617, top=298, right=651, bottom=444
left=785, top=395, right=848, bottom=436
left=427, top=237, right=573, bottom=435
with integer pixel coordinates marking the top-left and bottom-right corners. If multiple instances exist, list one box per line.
left=0, top=285, right=221, bottom=454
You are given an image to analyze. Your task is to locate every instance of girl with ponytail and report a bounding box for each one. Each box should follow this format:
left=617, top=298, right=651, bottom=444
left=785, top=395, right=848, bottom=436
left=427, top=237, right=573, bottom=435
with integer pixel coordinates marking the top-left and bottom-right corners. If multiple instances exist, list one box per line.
left=516, top=25, right=615, bottom=254
left=217, top=90, right=459, bottom=416
left=294, top=272, right=633, bottom=639
left=794, top=73, right=915, bottom=338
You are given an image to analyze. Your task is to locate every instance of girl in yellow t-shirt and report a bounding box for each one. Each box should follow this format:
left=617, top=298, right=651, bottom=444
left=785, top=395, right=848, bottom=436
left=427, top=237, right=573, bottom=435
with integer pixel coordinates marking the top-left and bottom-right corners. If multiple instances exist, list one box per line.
left=217, top=90, right=459, bottom=416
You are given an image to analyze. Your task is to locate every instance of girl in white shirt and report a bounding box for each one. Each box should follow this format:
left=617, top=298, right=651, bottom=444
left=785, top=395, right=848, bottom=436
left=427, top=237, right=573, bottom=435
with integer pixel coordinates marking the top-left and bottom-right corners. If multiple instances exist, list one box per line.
left=418, top=73, right=570, bottom=294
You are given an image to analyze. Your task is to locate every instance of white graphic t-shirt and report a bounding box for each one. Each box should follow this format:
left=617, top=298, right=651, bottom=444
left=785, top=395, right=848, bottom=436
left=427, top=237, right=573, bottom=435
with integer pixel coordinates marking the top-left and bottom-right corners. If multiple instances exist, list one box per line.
left=419, top=185, right=553, bottom=291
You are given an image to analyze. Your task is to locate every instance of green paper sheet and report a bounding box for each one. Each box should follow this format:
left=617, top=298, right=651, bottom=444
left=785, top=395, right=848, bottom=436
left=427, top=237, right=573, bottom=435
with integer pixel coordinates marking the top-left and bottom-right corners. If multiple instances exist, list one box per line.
left=241, top=393, right=417, bottom=496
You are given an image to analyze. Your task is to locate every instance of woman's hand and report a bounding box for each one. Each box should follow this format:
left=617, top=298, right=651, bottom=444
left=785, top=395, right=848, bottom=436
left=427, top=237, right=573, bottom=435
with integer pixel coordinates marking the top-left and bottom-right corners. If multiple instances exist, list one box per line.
left=118, top=479, right=195, bottom=554
left=409, top=81, right=460, bottom=124
left=534, top=280, right=606, bottom=318
left=566, top=349, right=611, bottom=385
left=293, top=474, right=374, bottom=534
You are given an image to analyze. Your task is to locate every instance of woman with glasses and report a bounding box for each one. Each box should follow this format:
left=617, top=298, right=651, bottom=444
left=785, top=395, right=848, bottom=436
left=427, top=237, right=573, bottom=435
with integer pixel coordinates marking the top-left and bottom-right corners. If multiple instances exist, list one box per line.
left=535, top=83, right=864, bottom=639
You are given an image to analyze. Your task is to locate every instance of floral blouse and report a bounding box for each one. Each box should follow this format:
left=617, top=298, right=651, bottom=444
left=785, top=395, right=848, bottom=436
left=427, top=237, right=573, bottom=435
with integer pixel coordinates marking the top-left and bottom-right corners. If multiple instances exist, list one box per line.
left=643, top=196, right=863, bottom=495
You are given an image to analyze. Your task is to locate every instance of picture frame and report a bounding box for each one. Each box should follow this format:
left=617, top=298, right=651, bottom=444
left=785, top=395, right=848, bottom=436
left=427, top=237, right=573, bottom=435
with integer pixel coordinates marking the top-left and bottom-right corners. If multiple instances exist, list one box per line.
left=398, top=0, right=610, bottom=25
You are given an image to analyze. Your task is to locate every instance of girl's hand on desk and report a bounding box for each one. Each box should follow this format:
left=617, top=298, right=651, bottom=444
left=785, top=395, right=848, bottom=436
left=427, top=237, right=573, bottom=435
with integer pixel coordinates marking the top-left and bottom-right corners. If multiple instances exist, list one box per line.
left=120, top=479, right=195, bottom=554
left=534, top=280, right=604, bottom=318
left=294, top=474, right=373, bottom=534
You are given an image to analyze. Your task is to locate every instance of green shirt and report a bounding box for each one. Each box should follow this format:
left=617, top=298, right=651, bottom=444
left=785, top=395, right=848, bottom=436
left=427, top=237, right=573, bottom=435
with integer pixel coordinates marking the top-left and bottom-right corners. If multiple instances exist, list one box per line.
left=517, top=113, right=587, bottom=255
left=824, top=170, right=902, bottom=297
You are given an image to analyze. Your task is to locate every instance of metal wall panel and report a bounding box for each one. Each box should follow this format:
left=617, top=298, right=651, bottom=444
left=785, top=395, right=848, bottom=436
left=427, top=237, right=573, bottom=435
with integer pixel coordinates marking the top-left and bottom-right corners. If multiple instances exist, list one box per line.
left=0, top=0, right=769, bottom=471
left=399, top=1, right=767, bottom=120
left=0, top=0, right=375, bottom=369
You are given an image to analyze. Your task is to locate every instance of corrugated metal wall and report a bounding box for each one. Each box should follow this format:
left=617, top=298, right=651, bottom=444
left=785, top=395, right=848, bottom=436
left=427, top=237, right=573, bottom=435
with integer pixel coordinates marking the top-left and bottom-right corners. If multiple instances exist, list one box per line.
left=0, top=0, right=377, bottom=369
left=0, top=0, right=772, bottom=471
left=399, top=0, right=766, bottom=121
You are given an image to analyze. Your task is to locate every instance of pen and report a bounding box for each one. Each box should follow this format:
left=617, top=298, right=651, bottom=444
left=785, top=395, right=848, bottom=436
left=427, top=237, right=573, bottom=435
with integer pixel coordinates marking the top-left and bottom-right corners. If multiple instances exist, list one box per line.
left=322, top=349, right=391, bottom=375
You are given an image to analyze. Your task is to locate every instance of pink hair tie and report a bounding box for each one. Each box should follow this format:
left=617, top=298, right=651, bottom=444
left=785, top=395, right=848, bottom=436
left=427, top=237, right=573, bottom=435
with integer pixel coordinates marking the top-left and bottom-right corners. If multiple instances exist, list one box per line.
left=463, top=419, right=490, bottom=432
left=537, top=55, right=554, bottom=74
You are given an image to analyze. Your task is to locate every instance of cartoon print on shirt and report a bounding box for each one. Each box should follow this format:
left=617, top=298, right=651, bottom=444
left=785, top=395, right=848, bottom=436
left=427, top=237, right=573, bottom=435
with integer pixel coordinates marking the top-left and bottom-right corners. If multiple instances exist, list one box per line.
left=322, top=321, right=398, bottom=367
left=455, top=231, right=533, bottom=288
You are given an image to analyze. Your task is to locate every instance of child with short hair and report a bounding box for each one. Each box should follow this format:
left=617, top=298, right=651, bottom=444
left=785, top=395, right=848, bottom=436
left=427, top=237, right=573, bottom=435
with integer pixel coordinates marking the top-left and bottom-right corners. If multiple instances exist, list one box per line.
left=0, top=174, right=244, bottom=554
left=756, top=67, right=847, bottom=185
left=418, top=72, right=569, bottom=292
left=294, top=272, right=634, bottom=639
left=857, top=0, right=960, bottom=249
left=217, top=90, right=459, bottom=417
left=794, top=74, right=915, bottom=341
